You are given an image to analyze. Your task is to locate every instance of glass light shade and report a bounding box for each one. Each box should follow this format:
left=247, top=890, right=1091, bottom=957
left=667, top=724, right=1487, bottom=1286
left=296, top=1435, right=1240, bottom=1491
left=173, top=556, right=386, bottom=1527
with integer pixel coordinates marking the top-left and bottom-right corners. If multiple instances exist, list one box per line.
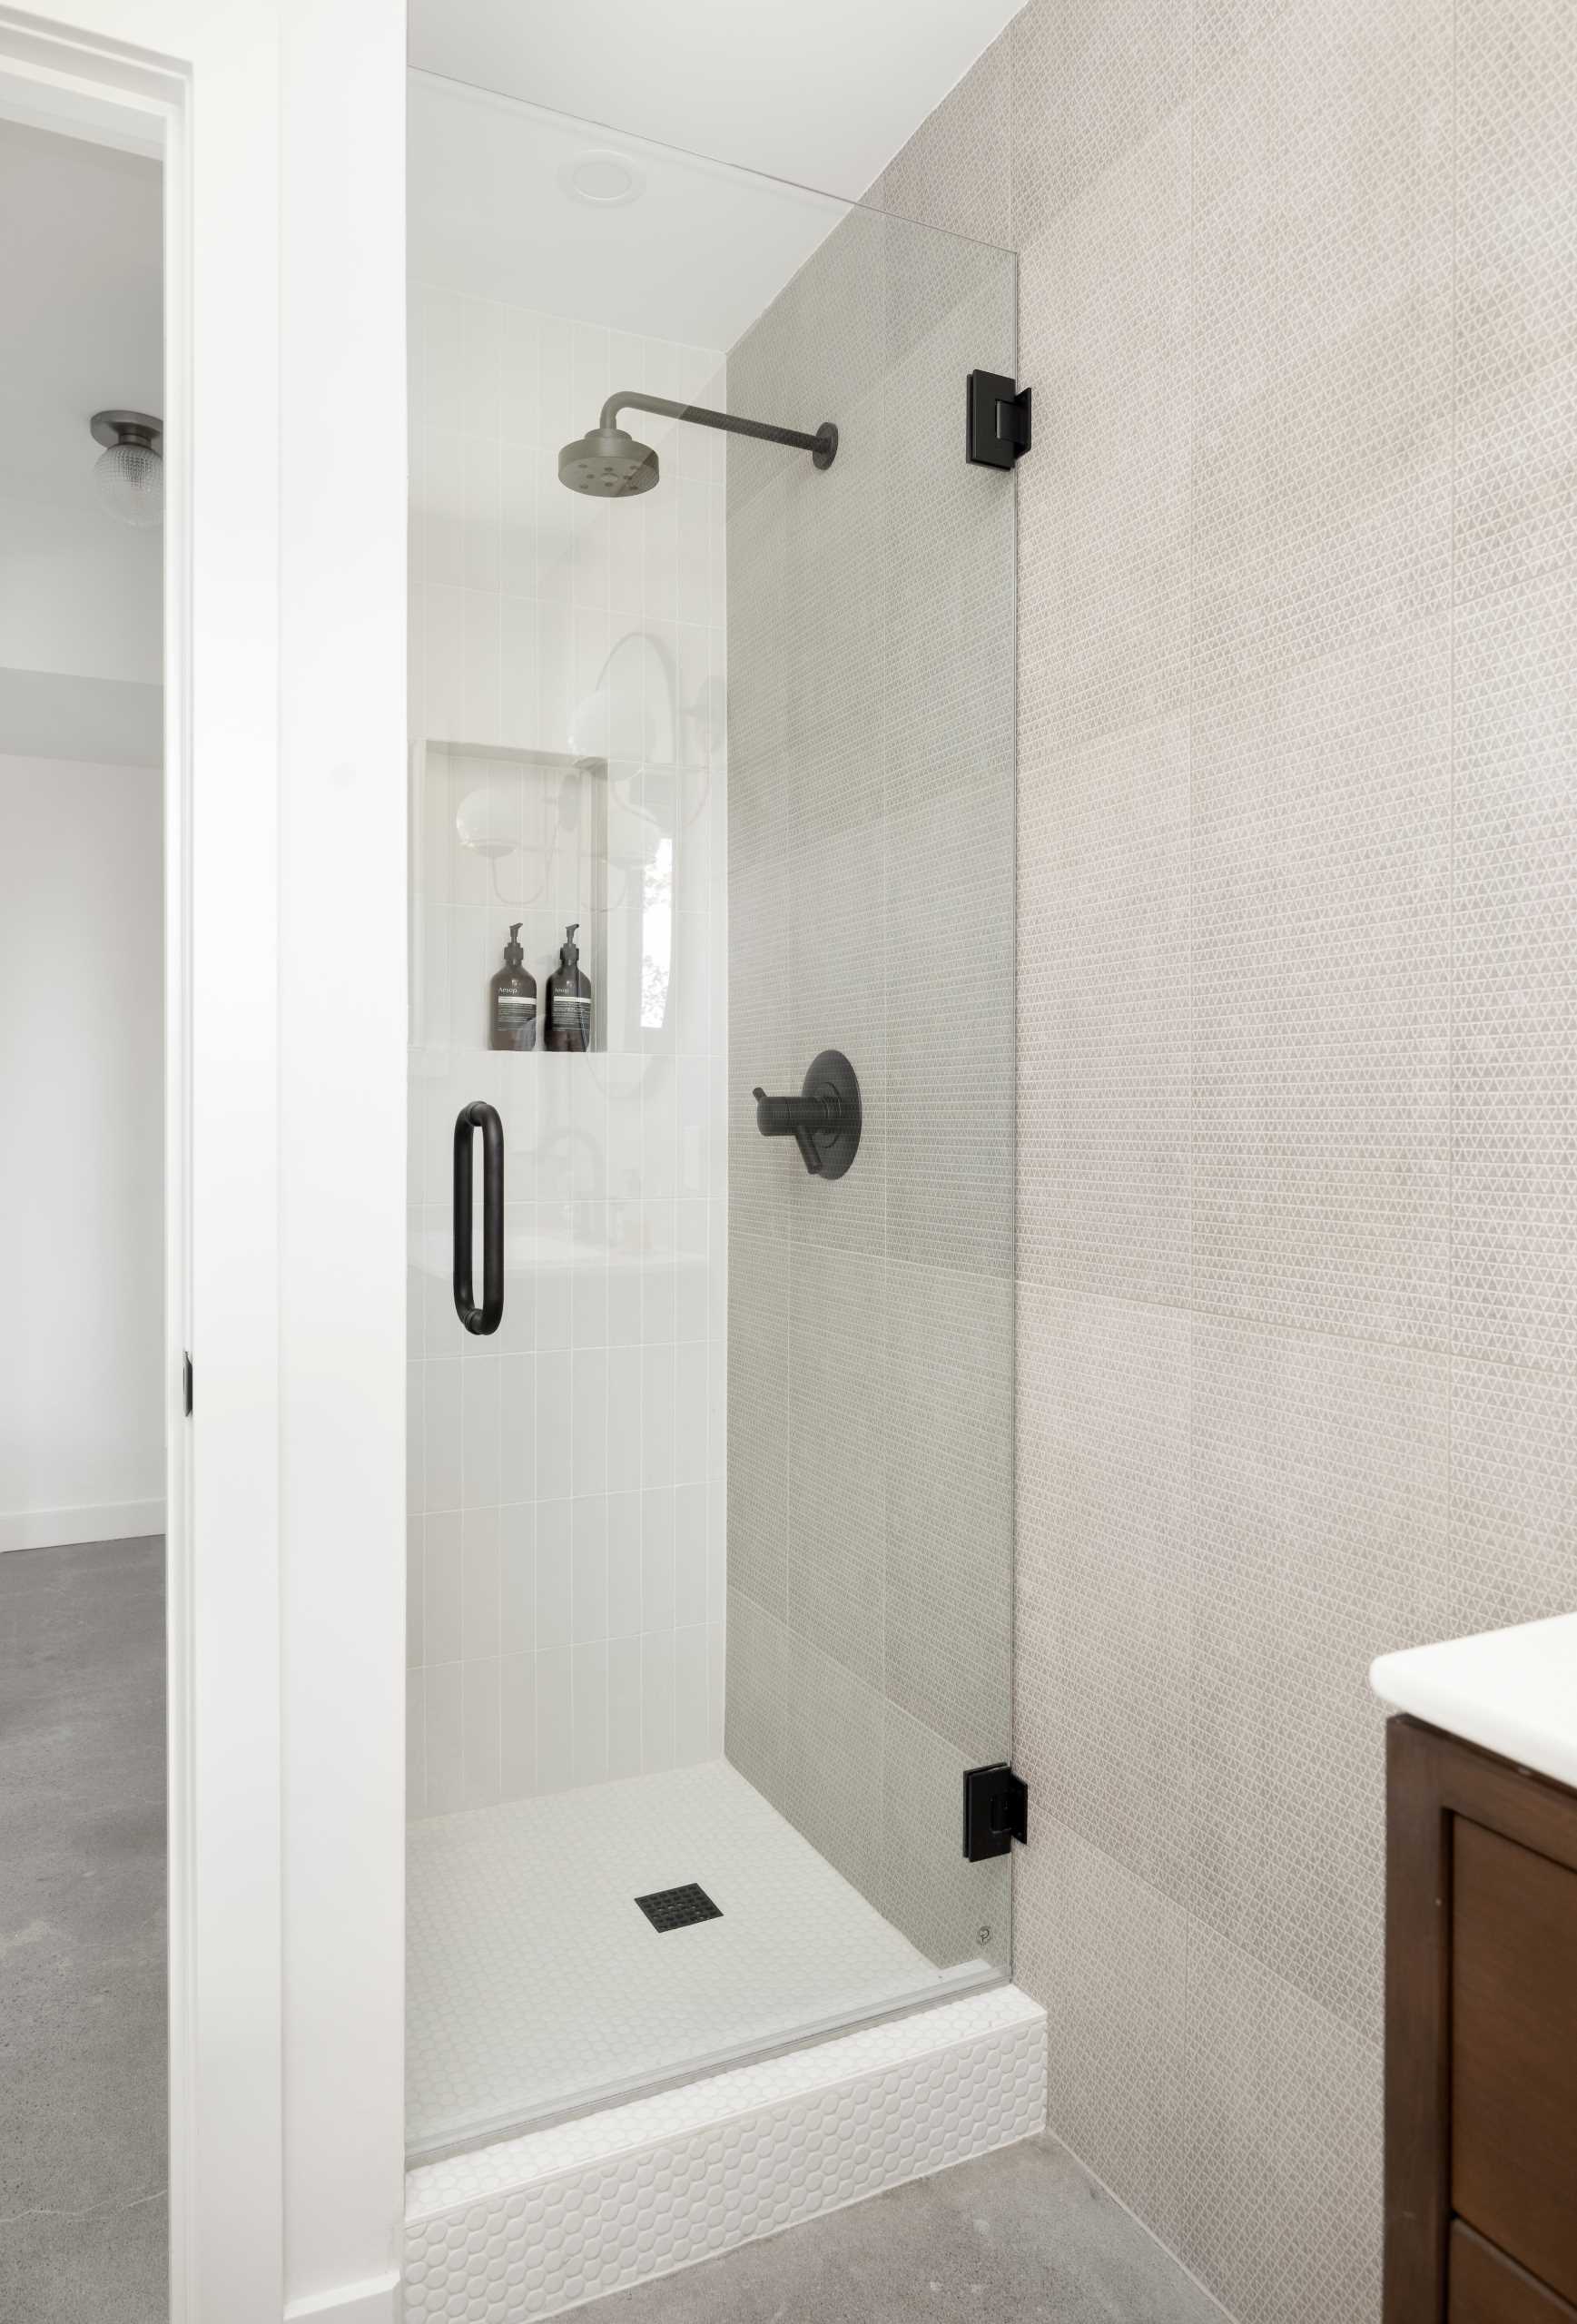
left=94, top=438, right=163, bottom=529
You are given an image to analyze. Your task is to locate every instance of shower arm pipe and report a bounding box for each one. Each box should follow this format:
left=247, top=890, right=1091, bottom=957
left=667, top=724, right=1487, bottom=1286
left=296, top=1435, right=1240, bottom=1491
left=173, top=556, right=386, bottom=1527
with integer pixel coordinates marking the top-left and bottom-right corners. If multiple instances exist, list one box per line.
left=600, top=391, right=837, bottom=466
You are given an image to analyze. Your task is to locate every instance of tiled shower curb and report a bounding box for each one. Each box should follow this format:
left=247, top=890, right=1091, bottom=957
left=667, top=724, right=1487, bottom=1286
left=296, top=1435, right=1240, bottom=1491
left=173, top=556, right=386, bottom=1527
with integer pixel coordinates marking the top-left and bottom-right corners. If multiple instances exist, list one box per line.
left=403, top=1984, right=1047, bottom=2319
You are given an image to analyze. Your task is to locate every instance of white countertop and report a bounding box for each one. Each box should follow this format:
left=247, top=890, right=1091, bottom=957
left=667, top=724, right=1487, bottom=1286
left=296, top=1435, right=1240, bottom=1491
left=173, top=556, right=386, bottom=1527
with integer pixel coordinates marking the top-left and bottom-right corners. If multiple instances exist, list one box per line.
left=1371, top=1612, right=1577, bottom=1793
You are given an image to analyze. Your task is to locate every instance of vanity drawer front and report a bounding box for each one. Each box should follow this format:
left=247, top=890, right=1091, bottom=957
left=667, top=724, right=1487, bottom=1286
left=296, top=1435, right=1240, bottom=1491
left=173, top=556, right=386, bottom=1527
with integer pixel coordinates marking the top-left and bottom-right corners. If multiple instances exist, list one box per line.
left=1449, top=2224, right=1577, bottom=2324
left=1453, top=1817, right=1577, bottom=2306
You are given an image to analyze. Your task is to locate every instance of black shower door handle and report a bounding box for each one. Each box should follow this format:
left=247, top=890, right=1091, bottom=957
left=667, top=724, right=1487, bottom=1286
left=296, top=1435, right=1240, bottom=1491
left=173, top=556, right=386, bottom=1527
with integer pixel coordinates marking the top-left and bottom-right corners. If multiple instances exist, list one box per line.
left=452, top=1100, right=504, bottom=1336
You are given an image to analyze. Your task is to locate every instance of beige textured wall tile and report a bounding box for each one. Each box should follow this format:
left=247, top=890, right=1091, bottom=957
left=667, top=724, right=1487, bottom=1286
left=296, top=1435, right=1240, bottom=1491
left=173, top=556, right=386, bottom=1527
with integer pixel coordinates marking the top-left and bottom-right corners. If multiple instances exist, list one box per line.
left=869, top=32, right=1013, bottom=245
left=1188, top=1317, right=1449, bottom=2040
left=1019, top=719, right=1191, bottom=1305
left=1180, top=1918, right=1382, bottom=2324
left=1010, top=0, right=1191, bottom=248
left=880, top=1700, right=1010, bottom=1970
left=1017, top=1282, right=1190, bottom=1902
left=1191, top=621, right=1452, bottom=1347
left=1453, top=566, right=1577, bottom=1371
left=1016, top=1821, right=1189, bottom=2252
left=885, top=1263, right=1013, bottom=1764
left=1456, top=0, right=1577, bottom=606
left=1451, top=1359, right=1577, bottom=1634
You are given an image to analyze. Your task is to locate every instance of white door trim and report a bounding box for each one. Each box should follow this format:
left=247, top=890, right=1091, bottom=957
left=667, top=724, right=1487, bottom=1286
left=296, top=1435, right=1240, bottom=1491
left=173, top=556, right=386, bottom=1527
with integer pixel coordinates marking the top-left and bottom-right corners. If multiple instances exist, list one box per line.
left=0, top=10, right=406, bottom=2320
left=0, top=10, right=283, bottom=2316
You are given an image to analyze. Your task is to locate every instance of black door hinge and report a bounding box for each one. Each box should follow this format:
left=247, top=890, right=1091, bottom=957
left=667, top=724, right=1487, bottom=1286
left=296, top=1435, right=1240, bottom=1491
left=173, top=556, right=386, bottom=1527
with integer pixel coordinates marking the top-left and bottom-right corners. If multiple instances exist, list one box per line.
left=182, top=1352, right=193, bottom=1417
left=966, top=370, right=1031, bottom=468
left=963, top=1762, right=1029, bottom=1861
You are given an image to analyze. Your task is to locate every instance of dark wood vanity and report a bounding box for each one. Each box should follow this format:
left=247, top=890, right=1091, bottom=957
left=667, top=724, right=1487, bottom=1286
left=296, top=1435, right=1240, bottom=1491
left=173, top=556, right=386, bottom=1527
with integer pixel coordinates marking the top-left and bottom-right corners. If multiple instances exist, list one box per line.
left=1385, top=1715, right=1577, bottom=2322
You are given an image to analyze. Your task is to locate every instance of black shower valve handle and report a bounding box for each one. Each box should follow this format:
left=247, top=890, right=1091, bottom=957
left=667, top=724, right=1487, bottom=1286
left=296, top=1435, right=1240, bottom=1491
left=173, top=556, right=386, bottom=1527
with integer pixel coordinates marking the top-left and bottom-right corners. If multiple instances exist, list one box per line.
left=752, top=1086, right=838, bottom=1175
left=750, top=1051, right=862, bottom=1182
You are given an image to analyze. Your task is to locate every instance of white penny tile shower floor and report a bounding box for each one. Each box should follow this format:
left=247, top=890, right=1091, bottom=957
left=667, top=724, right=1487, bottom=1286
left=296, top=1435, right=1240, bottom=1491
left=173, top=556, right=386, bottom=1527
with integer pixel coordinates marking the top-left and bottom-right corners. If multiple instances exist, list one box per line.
left=406, top=1759, right=994, bottom=2159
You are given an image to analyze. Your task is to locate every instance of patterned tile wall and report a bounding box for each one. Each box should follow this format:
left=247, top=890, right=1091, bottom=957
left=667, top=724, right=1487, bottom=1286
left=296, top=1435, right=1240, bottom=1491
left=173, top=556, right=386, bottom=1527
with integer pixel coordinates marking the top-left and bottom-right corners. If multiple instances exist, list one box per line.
left=407, top=290, right=728, bottom=1817
left=877, top=1, right=1577, bottom=2318
left=724, top=206, right=1018, bottom=1974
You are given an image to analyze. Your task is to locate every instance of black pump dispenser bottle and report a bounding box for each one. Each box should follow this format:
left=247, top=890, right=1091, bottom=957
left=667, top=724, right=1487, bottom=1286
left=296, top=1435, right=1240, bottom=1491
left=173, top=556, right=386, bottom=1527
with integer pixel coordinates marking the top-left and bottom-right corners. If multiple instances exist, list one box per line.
left=545, top=921, right=592, bottom=1052
left=489, top=921, right=537, bottom=1051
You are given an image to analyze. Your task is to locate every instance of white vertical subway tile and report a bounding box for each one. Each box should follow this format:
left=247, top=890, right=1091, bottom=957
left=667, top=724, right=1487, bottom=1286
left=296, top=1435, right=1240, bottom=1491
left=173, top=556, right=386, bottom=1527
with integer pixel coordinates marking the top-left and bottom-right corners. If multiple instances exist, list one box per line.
left=406, top=1665, right=427, bottom=1817
left=499, top=1655, right=536, bottom=1798
left=499, top=1502, right=537, bottom=1659
left=674, top=1201, right=709, bottom=1343
left=642, top=1059, right=678, bottom=1197
left=536, top=1501, right=573, bottom=1650
left=425, top=1661, right=465, bottom=1815
left=410, top=289, right=727, bottom=1820
left=674, top=1626, right=711, bottom=1766
left=674, top=1482, right=709, bottom=1629
left=641, top=1631, right=676, bottom=1775
left=674, top=1342, right=708, bottom=1485
left=537, top=1359, right=574, bottom=1502
left=498, top=304, right=539, bottom=443
left=572, top=1494, right=609, bottom=1644
left=572, top=1202, right=609, bottom=1347
left=607, top=1637, right=645, bottom=1778
left=572, top=1640, right=610, bottom=1786
left=424, top=1511, right=464, bottom=1667
left=706, top=1620, right=725, bottom=1757
left=607, top=1493, right=644, bottom=1639
left=460, top=587, right=502, bottom=744
left=607, top=1201, right=644, bottom=1344
left=536, top=1648, right=574, bottom=1793
left=462, top=432, right=500, bottom=595
left=641, top=1199, right=676, bottom=1344
left=461, top=1357, right=501, bottom=1510
left=642, top=1344, right=675, bottom=1488
left=424, top=1362, right=462, bottom=1514
left=407, top=1512, right=425, bottom=1669
left=498, top=1353, right=536, bottom=1504
left=573, top=1349, right=609, bottom=1496
left=642, top=1488, right=676, bottom=1634
left=677, top=1058, right=710, bottom=1197
left=462, top=1659, right=500, bottom=1809
left=460, top=1506, right=501, bottom=1661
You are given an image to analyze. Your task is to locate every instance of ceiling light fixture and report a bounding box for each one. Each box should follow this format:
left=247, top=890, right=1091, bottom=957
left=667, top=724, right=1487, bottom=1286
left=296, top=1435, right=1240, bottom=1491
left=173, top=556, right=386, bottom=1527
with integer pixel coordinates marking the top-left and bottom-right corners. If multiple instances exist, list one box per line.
left=559, top=150, right=645, bottom=208
left=90, top=409, right=163, bottom=529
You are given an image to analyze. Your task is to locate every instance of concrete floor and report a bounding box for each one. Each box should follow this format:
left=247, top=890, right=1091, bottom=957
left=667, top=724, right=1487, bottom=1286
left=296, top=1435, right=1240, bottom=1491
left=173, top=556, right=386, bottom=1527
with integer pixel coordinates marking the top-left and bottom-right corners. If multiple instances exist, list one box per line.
left=0, top=1536, right=166, bottom=2321
left=593, top=2134, right=1227, bottom=2322
left=0, top=1541, right=1223, bottom=2324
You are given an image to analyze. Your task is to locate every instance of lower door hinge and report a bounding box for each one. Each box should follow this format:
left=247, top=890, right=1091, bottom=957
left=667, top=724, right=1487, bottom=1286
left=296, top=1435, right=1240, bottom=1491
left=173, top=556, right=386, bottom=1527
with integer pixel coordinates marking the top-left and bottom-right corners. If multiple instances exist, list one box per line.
left=962, top=1762, right=1029, bottom=1861
left=966, top=369, right=1031, bottom=468
left=182, top=1352, right=192, bottom=1417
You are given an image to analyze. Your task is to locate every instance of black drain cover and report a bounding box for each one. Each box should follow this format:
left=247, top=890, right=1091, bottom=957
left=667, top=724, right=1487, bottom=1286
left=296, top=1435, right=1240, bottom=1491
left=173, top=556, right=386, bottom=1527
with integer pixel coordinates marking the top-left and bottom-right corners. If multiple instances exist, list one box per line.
left=635, top=1882, right=722, bottom=1933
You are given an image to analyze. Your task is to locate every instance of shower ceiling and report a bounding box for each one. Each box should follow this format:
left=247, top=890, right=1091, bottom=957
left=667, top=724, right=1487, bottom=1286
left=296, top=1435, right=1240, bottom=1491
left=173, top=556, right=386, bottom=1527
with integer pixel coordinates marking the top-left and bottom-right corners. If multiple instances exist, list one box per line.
left=409, top=0, right=1022, bottom=201
left=409, top=72, right=848, bottom=347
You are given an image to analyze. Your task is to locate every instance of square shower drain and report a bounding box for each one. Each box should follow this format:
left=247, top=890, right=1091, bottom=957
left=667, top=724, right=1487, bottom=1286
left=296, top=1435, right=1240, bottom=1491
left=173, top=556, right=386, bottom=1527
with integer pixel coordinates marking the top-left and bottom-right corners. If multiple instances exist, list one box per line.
left=635, top=1882, right=722, bottom=1933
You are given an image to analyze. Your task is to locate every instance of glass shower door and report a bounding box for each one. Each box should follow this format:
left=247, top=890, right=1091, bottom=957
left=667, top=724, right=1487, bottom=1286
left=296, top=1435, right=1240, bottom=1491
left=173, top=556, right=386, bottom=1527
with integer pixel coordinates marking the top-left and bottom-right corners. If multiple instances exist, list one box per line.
left=406, top=74, right=1015, bottom=2158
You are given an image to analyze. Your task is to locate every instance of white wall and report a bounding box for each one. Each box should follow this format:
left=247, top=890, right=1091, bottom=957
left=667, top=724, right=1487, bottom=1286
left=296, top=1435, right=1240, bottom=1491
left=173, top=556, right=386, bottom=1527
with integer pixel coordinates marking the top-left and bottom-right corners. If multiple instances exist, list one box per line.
left=407, top=283, right=728, bottom=1817
left=0, top=750, right=163, bottom=1547
left=0, top=121, right=162, bottom=714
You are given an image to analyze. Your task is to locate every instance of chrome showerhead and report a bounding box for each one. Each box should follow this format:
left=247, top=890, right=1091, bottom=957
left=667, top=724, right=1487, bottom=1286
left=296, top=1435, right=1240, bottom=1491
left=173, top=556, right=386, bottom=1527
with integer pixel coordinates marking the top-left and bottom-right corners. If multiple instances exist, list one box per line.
left=557, top=425, right=660, bottom=498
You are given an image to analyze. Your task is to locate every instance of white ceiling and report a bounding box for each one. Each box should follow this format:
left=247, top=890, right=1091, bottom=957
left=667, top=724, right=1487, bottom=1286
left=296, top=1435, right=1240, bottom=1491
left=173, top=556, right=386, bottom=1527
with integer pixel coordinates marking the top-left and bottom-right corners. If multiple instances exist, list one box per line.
left=409, top=74, right=851, bottom=350
left=409, top=0, right=1020, bottom=204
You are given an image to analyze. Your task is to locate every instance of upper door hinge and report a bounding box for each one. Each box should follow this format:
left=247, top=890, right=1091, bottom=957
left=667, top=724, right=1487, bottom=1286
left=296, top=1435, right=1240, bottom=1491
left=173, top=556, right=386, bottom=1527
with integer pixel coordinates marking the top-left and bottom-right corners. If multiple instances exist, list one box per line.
left=966, top=369, right=1031, bottom=469
left=962, top=1762, right=1029, bottom=1861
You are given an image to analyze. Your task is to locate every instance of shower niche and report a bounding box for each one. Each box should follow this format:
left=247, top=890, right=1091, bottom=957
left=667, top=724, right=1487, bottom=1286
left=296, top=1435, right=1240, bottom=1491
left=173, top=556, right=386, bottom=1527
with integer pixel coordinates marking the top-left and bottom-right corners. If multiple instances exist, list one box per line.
left=411, top=740, right=607, bottom=1054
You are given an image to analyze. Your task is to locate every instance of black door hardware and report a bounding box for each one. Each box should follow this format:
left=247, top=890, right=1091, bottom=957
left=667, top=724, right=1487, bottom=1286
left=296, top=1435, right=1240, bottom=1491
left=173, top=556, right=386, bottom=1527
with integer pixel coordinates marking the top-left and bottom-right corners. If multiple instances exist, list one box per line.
left=752, top=1050, right=862, bottom=1180
left=966, top=369, right=1031, bottom=468
left=963, top=1763, right=1029, bottom=1861
left=452, top=1099, right=505, bottom=1336
left=182, top=1352, right=192, bottom=1417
